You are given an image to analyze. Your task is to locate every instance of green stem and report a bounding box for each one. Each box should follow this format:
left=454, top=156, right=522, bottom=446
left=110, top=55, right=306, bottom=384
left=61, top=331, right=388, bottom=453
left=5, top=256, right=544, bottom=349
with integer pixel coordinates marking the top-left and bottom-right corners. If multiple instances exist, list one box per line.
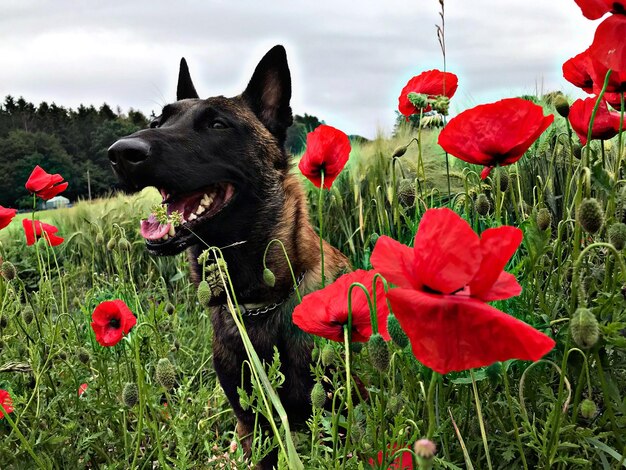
left=341, top=325, right=353, bottom=469
left=471, top=369, right=493, bottom=470
left=1, top=406, right=46, bottom=468
left=318, top=171, right=326, bottom=287
left=503, top=368, right=528, bottom=470
left=426, top=372, right=438, bottom=439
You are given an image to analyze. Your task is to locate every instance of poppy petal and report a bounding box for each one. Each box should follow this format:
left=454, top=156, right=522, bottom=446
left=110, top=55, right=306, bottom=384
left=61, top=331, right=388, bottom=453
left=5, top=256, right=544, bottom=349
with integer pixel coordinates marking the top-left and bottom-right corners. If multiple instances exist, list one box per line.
left=562, top=48, right=596, bottom=93
left=573, top=0, right=613, bottom=19
left=413, top=208, right=480, bottom=294
left=371, top=235, right=418, bottom=289
left=469, top=226, right=523, bottom=300
left=388, top=288, right=555, bottom=374
left=569, top=97, right=622, bottom=144
left=298, top=125, right=351, bottom=189
left=398, top=69, right=459, bottom=117
left=479, top=271, right=522, bottom=302
left=590, top=14, right=626, bottom=73
left=0, top=206, right=17, bottom=230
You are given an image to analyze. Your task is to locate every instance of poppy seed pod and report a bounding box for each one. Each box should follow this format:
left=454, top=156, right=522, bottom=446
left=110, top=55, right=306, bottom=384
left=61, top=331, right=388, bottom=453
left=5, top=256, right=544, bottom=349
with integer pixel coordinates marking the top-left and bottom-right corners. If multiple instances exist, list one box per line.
left=155, top=358, right=176, bottom=390
left=387, top=313, right=409, bottom=348
left=76, top=347, right=90, bottom=364
left=197, top=280, right=212, bottom=308
left=577, top=198, right=604, bottom=234
left=475, top=194, right=491, bottom=216
left=310, top=382, right=326, bottom=408
left=367, top=333, right=390, bottom=371
left=570, top=308, right=600, bottom=349
left=262, top=268, right=276, bottom=287
left=579, top=398, right=598, bottom=420
left=1, top=261, right=16, bottom=280
left=554, top=94, right=570, bottom=118
left=608, top=222, right=626, bottom=250
left=122, top=382, right=139, bottom=407
left=537, top=208, right=552, bottom=231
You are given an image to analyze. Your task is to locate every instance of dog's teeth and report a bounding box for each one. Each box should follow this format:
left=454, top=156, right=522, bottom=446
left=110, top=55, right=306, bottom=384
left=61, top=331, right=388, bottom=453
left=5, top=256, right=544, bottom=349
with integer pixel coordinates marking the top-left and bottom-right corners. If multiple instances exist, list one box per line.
left=163, top=234, right=169, bottom=241
left=189, top=213, right=198, bottom=221
left=169, top=225, right=175, bottom=236
left=196, top=205, right=206, bottom=215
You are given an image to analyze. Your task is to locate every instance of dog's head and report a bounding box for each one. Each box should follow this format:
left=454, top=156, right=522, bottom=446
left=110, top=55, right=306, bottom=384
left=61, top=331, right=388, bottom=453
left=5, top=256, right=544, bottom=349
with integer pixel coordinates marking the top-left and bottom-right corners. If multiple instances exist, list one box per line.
left=108, top=45, right=293, bottom=256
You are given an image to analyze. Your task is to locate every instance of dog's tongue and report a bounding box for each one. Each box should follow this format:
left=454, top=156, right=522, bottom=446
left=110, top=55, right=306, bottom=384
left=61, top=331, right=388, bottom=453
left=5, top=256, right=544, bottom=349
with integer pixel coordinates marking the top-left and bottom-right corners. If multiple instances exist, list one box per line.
left=140, top=215, right=171, bottom=240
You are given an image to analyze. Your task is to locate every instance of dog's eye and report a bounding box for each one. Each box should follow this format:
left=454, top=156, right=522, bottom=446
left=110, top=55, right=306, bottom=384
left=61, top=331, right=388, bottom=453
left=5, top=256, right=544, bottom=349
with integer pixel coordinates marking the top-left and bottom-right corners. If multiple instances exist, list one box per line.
left=210, top=120, right=227, bottom=130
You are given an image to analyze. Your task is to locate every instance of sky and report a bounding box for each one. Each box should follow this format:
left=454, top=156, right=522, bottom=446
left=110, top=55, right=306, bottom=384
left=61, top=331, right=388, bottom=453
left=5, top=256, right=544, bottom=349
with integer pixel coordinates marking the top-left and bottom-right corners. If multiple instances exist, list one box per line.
left=0, top=0, right=599, bottom=139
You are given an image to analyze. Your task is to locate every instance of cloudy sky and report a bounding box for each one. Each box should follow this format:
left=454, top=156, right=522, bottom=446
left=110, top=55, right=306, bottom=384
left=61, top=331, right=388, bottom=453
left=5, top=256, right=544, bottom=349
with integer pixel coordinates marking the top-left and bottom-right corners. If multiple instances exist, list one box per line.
left=1, top=0, right=598, bottom=138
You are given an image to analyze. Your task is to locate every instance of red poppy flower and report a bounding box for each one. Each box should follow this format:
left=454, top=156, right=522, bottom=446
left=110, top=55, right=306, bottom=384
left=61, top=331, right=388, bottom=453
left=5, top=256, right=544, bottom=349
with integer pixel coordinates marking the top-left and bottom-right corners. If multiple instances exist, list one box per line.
left=604, top=92, right=625, bottom=109
left=22, top=219, right=64, bottom=246
left=370, top=208, right=555, bottom=374
left=590, top=54, right=626, bottom=93
left=437, top=98, right=554, bottom=179
left=369, top=445, right=413, bottom=469
left=298, top=125, right=351, bottom=189
left=563, top=49, right=595, bottom=93
left=398, top=70, right=459, bottom=118
left=0, top=390, right=14, bottom=418
left=0, top=205, right=17, bottom=230
left=574, top=0, right=626, bottom=20
left=25, top=165, right=69, bottom=200
left=590, top=13, right=626, bottom=72
left=91, top=300, right=137, bottom=347
left=292, top=270, right=390, bottom=343
left=569, top=97, right=623, bottom=144
left=78, top=383, right=88, bottom=396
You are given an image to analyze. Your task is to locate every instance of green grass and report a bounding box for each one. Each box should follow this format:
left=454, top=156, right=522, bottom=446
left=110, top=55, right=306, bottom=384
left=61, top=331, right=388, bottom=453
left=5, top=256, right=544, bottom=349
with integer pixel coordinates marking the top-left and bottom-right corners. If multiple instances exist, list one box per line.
left=1, top=114, right=626, bottom=469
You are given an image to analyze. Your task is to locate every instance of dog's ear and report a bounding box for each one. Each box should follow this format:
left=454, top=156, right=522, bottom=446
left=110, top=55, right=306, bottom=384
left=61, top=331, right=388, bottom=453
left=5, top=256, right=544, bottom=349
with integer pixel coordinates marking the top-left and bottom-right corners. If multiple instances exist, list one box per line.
left=177, top=58, right=199, bottom=100
left=242, top=45, right=293, bottom=143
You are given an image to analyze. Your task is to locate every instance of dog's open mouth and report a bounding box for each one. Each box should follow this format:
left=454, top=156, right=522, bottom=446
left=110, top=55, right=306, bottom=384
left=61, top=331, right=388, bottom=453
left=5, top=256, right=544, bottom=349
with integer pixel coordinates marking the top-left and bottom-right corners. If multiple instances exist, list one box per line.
left=140, top=182, right=236, bottom=249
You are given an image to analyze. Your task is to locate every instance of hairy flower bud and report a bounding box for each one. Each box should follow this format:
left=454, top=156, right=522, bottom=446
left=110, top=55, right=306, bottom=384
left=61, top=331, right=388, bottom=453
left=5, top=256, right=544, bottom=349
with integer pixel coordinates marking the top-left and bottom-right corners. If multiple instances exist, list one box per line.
left=497, top=168, right=509, bottom=192
left=432, top=95, right=450, bottom=115
left=397, top=179, right=416, bottom=208
left=475, top=193, right=491, bottom=216
left=262, top=268, right=276, bottom=287
left=554, top=94, right=570, bottom=118
left=570, top=308, right=600, bottom=349
left=577, top=198, right=604, bottom=234
left=579, top=398, right=597, bottom=419
left=367, top=333, right=390, bottom=372
left=392, top=143, right=409, bottom=159
left=537, top=208, right=552, bottom=231
left=197, top=280, right=212, bottom=308
left=22, top=305, right=34, bottom=325
left=414, top=438, right=437, bottom=469
left=106, top=237, right=117, bottom=251
left=95, top=232, right=104, bottom=245
left=1, top=261, right=16, bottom=281
left=321, top=343, right=335, bottom=367
left=387, top=314, right=409, bottom=348
left=155, top=358, right=176, bottom=390
left=310, top=382, right=326, bottom=408
left=76, top=347, right=91, bottom=364
left=122, top=382, right=139, bottom=407
left=608, top=222, right=626, bottom=250
left=118, top=237, right=131, bottom=252
left=407, top=92, right=429, bottom=109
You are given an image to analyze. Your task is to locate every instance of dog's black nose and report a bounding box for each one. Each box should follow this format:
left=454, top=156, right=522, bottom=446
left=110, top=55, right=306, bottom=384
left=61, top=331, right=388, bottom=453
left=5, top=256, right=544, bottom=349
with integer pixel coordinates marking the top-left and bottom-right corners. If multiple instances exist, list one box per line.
left=108, top=138, right=151, bottom=166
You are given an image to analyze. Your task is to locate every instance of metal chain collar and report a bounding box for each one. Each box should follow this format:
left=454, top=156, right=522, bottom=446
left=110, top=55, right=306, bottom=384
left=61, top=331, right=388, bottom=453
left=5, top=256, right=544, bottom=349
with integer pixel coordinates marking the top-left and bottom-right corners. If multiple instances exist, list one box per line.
left=226, top=271, right=307, bottom=318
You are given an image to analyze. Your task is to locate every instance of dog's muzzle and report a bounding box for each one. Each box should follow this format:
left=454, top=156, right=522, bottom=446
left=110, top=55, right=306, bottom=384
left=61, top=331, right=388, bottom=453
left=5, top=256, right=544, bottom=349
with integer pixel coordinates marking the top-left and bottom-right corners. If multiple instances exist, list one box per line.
left=108, top=138, right=152, bottom=187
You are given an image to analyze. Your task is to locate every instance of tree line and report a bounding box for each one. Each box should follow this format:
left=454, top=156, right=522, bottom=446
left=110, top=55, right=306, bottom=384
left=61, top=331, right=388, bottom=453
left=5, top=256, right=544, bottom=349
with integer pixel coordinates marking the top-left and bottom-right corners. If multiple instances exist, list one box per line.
left=0, top=96, right=329, bottom=209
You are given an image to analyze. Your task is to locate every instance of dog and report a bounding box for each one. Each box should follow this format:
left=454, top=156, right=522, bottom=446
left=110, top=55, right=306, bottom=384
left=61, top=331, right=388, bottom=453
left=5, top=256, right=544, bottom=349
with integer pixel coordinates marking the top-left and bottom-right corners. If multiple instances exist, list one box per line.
left=108, top=45, right=349, bottom=469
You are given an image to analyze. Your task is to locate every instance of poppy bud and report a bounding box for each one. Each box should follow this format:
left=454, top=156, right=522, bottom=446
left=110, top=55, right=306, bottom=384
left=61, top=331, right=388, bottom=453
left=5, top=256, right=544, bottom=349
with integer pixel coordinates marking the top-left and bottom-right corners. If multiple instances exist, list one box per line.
left=577, top=198, right=604, bottom=234
left=165, top=302, right=175, bottom=315
left=414, top=438, right=437, bottom=469
left=156, top=358, right=176, bottom=390
left=367, top=333, right=390, bottom=372
left=608, top=222, right=626, bottom=250
left=106, top=237, right=117, bottom=251
left=570, top=308, right=600, bottom=349
left=407, top=92, right=429, bottom=109
left=397, top=179, right=416, bottom=208
left=122, top=382, right=139, bottom=407
left=118, top=237, right=131, bottom=252
left=387, top=313, right=409, bottom=348
left=432, top=95, right=450, bottom=115
left=321, top=343, right=335, bottom=367
left=392, top=143, right=410, bottom=158
left=350, top=342, right=364, bottom=353
left=76, top=347, right=90, bottom=364
left=22, top=305, right=34, bottom=325
left=554, top=95, right=570, bottom=118
left=537, top=208, right=552, bottom=231
left=1, top=261, right=16, bottom=281
left=95, top=232, right=104, bottom=245
left=579, top=398, right=597, bottom=420
left=497, top=168, right=509, bottom=192
left=474, top=193, right=491, bottom=216
left=310, top=382, right=326, bottom=408
left=262, top=268, right=276, bottom=287
left=197, top=280, right=212, bottom=308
